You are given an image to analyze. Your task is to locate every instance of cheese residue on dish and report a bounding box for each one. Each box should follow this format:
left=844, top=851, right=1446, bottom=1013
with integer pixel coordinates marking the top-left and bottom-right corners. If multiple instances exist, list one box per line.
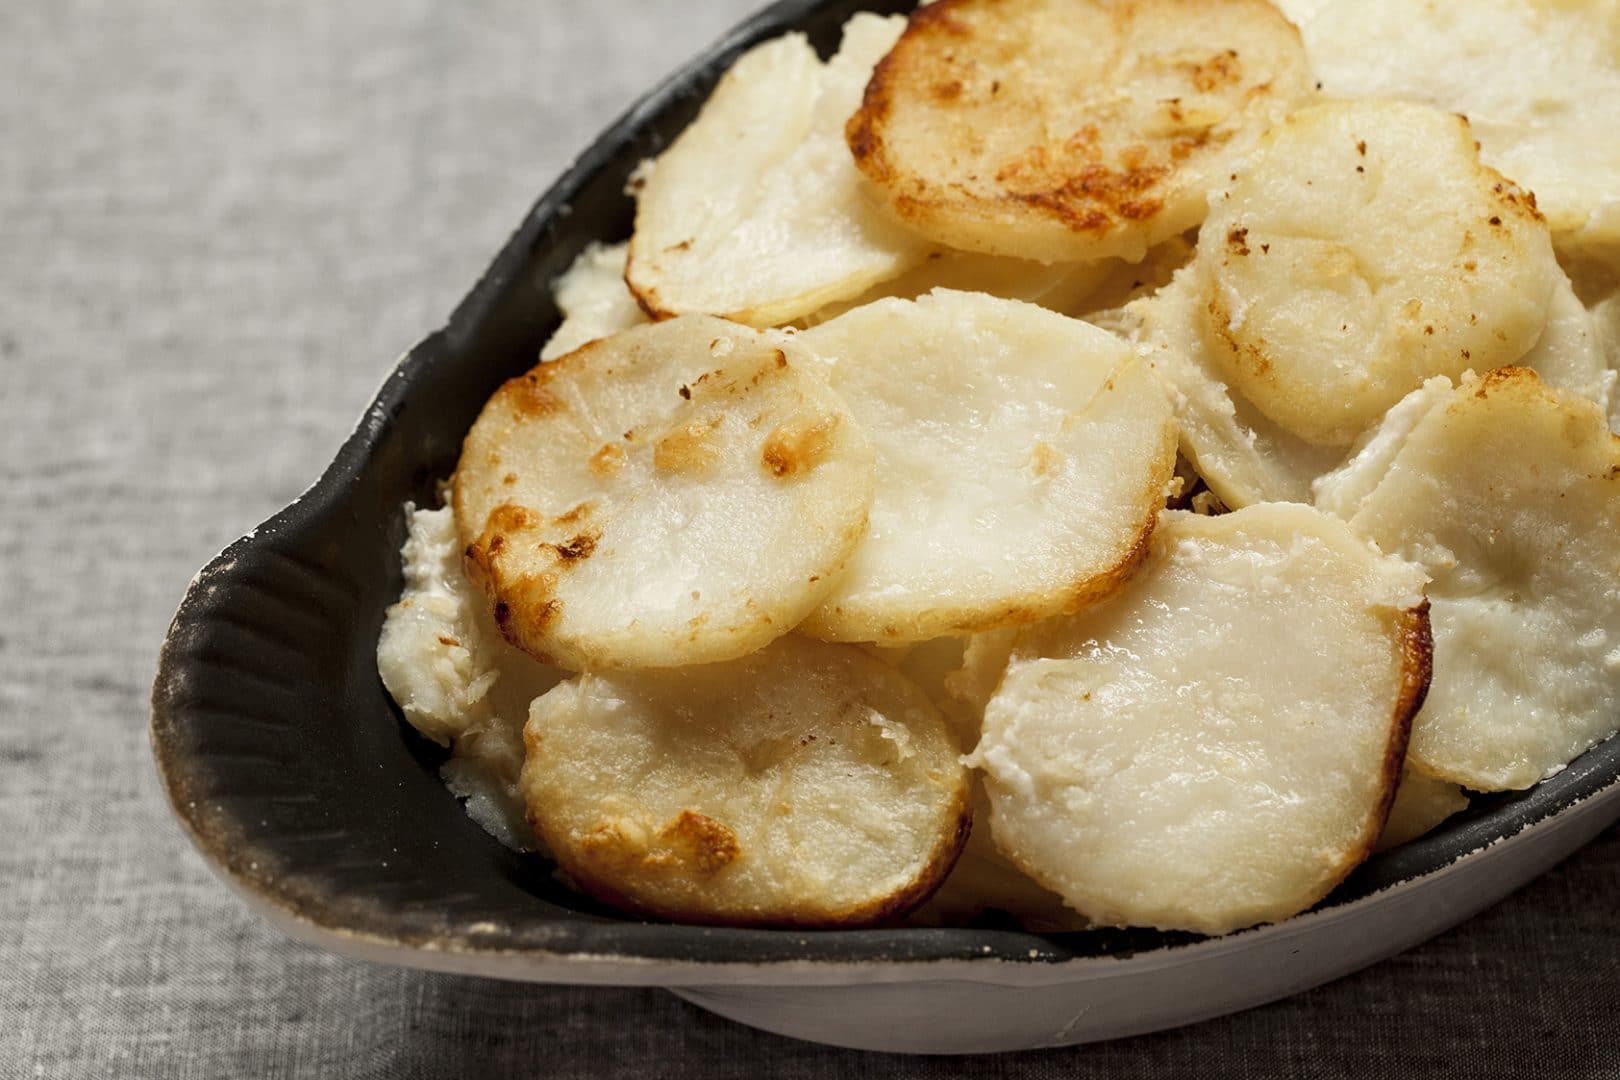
left=376, top=501, right=566, bottom=851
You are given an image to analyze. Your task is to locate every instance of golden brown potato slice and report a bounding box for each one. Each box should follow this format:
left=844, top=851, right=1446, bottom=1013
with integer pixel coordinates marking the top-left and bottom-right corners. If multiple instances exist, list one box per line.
left=455, top=317, right=874, bottom=671
left=970, top=504, right=1431, bottom=935
left=846, top=0, right=1310, bottom=262
left=1196, top=100, right=1561, bottom=447
left=377, top=502, right=567, bottom=850
left=793, top=290, right=1178, bottom=644
left=540, top=242, right=648, bottom=362
left=520, top=636, right=971, bottom=927
left=1315, top=368, right=1620, bottom=790
left=626, top=15, right=928, bottom=327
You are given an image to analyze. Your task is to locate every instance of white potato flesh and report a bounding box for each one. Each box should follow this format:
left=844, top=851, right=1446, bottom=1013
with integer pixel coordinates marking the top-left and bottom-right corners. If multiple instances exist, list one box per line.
left=1374, top=768, right=1469, bottom=853
left=1314, top=368, right=1620, bottom=790
left=847, top=0, right=1310, bottom=262
left=1130, top=266, right=1346, bottom=507
left=454, top=317, right=875, bottom=671
left=625, top=15, right=927, bottom=327
left=1518, top=273, right=1614, bottom=416
left=797, top=249, right=1115, bottom=328
left=1197, top=100, right=1560, bottom=447
left=795, top=290, right=1178, bottom=643
left=909, top=779, right=1086, bottom=932
left=969, top=504, right=1431, bottom=935
left=540, top=242, right=648, bottom=362
left=1591, top=291, right=1620, bottom=430
left=377, top=502, right=567, bottom=850
left=520, top=635, right=970, bottom=927
left=1281, top=0, right=1620, bottom=257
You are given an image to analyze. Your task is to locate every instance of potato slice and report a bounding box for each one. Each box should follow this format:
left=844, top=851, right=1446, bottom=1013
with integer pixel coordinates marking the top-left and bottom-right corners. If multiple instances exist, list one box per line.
left=455, top=317, right=874, bottom=671
left=1518, top=273, right=1615, bottom=416
left=1197, top=100, right=1561, bottom=447
left=1130, top=266, right=1346, bottom=508
left=520, top=635, right=971, bottom=927
left=797, top=249, right=1114, bottom=327
left=625, top=15, right=927, bottom=327
left=794, top=290, right=1178, bottom=643
left=540, top=242, right=648, bottom=362
left=1279, top=0, right=1620, bottom=258
left=969, top=504, right=1431, bottom=935
left=378, top=502, right=566, bottom=850
left=1374, top=768, right=1468, bottom=853
left=846, top=0, right=1310, bottom=262
left=1315, top=368, right=1620, bottom=790
left=910, top=779, right=1086, bottom=932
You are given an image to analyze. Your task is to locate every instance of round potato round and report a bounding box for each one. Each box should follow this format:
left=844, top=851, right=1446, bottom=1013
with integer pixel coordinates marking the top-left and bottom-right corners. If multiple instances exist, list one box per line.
left=626, top=14, right=927, bottom=327
left=454, top=316, right=875, bottom=671
left=520, top=635, right=972, bottom=927
left=1197, top=100, right=1561, bottom=447
left=1283, top=0, right=1620, bottom=257
left=1131, top=265, right=1348, bottom=508
left=970, top=504, right=1431, bottom=936
left=1315, top=368, right=1620, bottom=791
left=846, top=0, right=1310, bottom=262
left=795, top=290, right=1178, bottom=643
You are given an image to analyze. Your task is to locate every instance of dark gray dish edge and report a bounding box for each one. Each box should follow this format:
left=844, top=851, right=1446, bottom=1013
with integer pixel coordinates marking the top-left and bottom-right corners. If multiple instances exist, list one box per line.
left=149, top=0, right=1620, bottom=969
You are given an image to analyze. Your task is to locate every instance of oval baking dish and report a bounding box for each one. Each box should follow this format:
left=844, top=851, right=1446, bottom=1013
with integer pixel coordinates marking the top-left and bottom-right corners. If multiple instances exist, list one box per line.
left=150, top=0, right=1620, bottom=1054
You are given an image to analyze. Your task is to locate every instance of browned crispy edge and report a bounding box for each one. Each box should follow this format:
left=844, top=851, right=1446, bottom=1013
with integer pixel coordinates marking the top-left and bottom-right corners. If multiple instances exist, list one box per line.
left=526, top=765, right=975, bottom=931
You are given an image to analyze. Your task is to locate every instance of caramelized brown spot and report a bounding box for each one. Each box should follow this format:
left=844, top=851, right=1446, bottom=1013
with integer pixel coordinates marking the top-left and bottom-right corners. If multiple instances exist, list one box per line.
left=1226, top=226, right=1250, bottom=256
left=1182, top=49, right=1241, bottom=93
left=1029, top=441, right=1062, bottom=477
left=589, top=442, right=626, bottom=476
left=511, top=371, right=562, bottom=416
left=657, top=811, right=741, bottom=875
left=762, top=416, right=838, bottom=478
left=654, top=416, right=723, bottom=474
left=552, top=532, right=599, bottom=562
left=437, top=635, right=460, bottom=648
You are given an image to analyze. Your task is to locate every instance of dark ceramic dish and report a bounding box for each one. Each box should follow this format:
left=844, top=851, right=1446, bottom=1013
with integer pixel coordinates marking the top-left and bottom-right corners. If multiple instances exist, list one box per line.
left=151, top=0, right=1620, bottom=1053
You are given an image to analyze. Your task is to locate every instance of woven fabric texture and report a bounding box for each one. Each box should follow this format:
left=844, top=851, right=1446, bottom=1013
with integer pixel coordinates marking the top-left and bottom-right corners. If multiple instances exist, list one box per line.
left=2, top=1, right=1616, bottom=1076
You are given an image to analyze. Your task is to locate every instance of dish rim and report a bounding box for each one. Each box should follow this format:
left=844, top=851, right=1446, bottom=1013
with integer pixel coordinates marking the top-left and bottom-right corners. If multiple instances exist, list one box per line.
left=150, top=0, right=1620, bottom=976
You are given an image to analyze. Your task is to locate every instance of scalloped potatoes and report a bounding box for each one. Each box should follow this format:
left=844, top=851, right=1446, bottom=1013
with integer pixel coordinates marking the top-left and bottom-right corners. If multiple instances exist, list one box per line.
left=380, top=0, right=1620, bottom=937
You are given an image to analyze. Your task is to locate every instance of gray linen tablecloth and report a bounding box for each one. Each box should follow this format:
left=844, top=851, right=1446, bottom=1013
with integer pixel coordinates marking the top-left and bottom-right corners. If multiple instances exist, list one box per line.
left=3, top=1, right=1617, bottom=1075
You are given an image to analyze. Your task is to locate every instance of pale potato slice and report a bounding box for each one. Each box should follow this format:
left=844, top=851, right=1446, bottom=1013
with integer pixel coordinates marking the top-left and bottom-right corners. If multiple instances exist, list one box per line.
left=1197, top=100, right=1561, bottom=447
left=1131, top=265, right=1346, bottom=507
left=797, top=249, right=1114, bottom=327
left=539, top=242, right=648, bottom=362
left=943, top=628, right=1018, bottom=732
left=1374, top=768, right=1469, bottom=853
left=625, top=15, right=928, bottom=327
left=1314, top=368, right=1620, bottom=791
left=909, top=779, right=1086, bottom=932
left=454, top=317, right=874, bottom=671
left=846, top=0, right=1310, bottom=262
left=520, top=635, right=971, bottom=927
left=1586, top=287, right=1620, bottom=429
left=1518, top=273, right=1615, bottom=416
left=1281, top=0, right=1620, bottom=258
left=969, top=504, right=1431, bottom=935
left=378, top=502, right=567, bottom=850
left=795, top=290, right=1178, bottom=643
left=1073, top=233, right=1198, bottom=336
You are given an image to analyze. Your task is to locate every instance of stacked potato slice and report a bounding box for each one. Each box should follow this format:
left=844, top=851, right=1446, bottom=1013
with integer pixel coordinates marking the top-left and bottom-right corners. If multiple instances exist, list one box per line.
left=379, top=0, right=1620, bottom=935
